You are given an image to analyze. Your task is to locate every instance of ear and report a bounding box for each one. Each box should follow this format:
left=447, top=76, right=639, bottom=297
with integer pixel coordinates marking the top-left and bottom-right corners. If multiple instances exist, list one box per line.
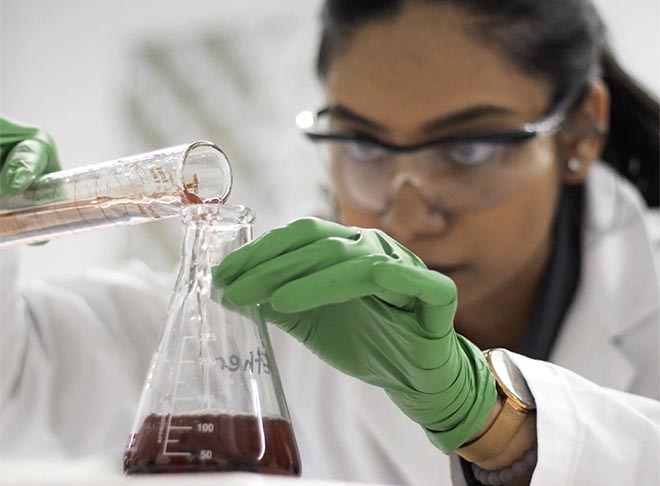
left=560, top=80, right=610, bottom=184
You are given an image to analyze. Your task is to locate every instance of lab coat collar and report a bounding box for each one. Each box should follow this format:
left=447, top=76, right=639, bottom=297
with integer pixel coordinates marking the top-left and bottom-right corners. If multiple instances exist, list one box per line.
left=550, top=163, right=660, bottom=391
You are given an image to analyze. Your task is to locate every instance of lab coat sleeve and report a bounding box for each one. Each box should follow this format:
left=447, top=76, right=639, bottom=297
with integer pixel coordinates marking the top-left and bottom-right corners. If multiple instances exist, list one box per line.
left=448, top=353, right=659, bottom=486
left=0, top=249, right=27, bottom=406
left=0, top=248, right=173, bottom=456
left=514, top=353, right=658, bottom=486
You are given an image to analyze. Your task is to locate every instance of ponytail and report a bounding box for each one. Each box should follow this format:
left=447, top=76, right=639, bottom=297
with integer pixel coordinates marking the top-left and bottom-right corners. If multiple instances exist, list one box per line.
left=601, top=47, right=659, bottom=207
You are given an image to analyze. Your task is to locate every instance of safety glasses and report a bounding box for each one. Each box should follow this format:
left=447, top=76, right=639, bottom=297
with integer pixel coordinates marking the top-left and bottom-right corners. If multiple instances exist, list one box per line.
left=296, top=103, right=569, bottom=212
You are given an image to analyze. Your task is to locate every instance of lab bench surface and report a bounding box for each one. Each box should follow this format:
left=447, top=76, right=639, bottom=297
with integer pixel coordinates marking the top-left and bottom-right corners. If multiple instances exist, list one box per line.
left=0, top=455, right=389, bottom=486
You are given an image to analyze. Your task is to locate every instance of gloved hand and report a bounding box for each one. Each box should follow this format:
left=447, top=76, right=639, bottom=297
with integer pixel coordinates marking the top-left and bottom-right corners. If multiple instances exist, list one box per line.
left=1, top=117, right=60, bottom=197
left=213, top=217, right=497, bottom=453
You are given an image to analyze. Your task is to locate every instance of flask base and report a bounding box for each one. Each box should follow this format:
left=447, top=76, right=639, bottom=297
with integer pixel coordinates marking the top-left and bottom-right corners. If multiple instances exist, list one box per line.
left=123, top=413, right=301, bottom=476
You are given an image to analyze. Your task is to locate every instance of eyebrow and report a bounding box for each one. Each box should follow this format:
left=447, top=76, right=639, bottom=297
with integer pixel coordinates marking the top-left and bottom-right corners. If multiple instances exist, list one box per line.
left=319, top=104, right=516, bottom=135
left=318, top=105, right=386, bottom=132
left=421, top=105, right=515, bottom=134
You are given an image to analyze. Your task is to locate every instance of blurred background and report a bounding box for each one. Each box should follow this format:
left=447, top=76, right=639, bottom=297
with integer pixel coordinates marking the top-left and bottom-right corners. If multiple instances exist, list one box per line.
left=1, top=0, right=658, bottom=283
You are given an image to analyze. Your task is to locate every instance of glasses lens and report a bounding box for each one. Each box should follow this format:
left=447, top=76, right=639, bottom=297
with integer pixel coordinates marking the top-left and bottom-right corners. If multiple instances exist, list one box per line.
left=442, top=141, right=504, bottom=167
left=314, top=134, right=553, bottom=213
left=422, top=140, right=550, bottom=210
left=317, top=140, right=395, bottom=212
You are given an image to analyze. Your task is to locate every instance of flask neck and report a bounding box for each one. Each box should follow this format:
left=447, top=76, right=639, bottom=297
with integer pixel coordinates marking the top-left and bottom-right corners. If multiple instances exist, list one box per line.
left=178, top=205, right=254, bottom=292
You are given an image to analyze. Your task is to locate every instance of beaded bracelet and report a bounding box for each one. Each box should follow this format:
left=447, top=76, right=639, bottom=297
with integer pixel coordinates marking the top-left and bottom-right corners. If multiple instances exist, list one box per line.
left=470, top=443, right=537, bottom=486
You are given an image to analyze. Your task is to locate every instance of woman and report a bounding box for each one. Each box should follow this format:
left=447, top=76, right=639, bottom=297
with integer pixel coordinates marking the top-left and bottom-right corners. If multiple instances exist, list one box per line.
left=1, top=0, right=658, bottom=485
left=214, top=0, right=659, bottom=484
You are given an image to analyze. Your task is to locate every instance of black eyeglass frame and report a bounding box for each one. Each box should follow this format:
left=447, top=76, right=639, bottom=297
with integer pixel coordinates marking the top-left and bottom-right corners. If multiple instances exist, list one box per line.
left=301, top=109, right=566, bottom=155
left=298, top=93, right=582, bottom=155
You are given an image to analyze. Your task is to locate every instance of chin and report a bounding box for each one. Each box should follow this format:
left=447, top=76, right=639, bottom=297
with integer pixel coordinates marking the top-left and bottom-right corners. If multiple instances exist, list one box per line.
left=446, top=271, right=487, bottom=307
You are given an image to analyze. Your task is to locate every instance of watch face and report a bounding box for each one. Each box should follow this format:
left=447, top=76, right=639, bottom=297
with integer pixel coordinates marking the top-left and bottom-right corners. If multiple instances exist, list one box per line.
left=488, top=349, right=536, bottom=409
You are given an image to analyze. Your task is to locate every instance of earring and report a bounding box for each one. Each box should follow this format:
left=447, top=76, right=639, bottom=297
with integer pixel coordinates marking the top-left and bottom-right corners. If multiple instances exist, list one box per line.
left=567, top=158, right=582, bottom=173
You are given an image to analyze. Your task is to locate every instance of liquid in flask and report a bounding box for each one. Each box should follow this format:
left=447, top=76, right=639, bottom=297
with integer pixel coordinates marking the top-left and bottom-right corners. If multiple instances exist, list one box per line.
left=123, top=204, right=301, bottom=475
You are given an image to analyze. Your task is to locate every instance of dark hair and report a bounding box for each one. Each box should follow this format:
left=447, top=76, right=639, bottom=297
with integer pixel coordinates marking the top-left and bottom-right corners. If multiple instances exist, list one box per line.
left=316, top=0, right=659, bottom=207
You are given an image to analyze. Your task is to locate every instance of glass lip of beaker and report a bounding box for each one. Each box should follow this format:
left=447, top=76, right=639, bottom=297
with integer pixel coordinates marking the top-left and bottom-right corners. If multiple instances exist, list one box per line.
left=181, top=204, right=255, bottom=225
left=182, top=140, right=233, bottom=203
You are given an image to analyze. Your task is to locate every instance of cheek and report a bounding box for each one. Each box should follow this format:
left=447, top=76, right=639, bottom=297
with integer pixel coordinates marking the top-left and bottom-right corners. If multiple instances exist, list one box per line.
left=460, top=149, right=561, bottom=300
left=489, top=181, right=557, bottom=263
left=336, top=197, right=378, bottom=228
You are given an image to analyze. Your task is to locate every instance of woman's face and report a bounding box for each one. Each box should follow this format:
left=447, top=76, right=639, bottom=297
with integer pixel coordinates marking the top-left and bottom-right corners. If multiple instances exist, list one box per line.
left=324, top=4, right=563, bottom=309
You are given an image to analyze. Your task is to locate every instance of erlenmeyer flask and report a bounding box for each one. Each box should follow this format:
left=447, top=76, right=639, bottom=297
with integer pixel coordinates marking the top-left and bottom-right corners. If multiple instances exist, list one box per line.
left=123, top=204, right=301, bottom=476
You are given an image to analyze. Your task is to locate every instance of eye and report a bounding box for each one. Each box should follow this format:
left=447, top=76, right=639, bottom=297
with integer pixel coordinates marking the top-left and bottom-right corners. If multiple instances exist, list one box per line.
left=445, top=141, right=502, bottom=166
left=343, top=140, right=389, bottom=163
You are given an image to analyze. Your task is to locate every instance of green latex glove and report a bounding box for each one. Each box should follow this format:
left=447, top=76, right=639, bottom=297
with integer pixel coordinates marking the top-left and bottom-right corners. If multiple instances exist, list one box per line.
left=213, top=217, right=497, bottom=453
left=0, top=117, right=60, bottom=197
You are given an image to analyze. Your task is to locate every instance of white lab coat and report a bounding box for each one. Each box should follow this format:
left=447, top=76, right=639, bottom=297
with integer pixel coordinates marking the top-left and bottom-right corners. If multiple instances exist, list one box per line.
left=1, top=164, right=658, bottom=485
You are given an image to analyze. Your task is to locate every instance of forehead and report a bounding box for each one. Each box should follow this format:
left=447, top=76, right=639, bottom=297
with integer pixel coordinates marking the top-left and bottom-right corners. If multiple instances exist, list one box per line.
left=325, top=3, right=552, bottom=130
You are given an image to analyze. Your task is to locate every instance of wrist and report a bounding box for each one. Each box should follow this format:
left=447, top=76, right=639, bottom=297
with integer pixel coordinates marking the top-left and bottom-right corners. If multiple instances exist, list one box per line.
left=456, top=349, right=538, bottom=470
left=473, top=411, right=536, bottom=470
left=459, top=397, right=537, bottom=486
left=423, top=336, right=498, bottom=453
left=471, top=442, right=537, bottom=486
left=467, top=396, right=503, bottom=443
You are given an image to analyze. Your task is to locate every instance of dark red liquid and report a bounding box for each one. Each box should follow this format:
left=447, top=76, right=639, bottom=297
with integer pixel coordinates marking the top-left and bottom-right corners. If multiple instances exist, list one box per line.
left=123, top=414, right=301, bottom=475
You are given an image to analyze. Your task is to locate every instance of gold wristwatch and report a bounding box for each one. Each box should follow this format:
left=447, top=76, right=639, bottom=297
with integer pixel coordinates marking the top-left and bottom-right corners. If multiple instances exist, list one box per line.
left=457, top=348, right=536, bottom=464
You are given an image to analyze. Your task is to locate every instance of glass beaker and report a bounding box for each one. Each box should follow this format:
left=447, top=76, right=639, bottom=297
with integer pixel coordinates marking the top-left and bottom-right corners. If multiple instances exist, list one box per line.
left=123, top=204, right=301, bottom=476
left=0, top=141, right=232, bottom=248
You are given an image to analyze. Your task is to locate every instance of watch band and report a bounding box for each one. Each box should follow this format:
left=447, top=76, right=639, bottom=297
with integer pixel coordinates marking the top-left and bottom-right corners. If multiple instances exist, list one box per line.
left=456, top=396, right=527, bottom=464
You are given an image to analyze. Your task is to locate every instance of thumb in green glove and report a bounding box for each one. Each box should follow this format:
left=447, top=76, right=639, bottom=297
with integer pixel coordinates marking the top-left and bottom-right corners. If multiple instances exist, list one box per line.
left=213, top=217, right=496, bottom=453
left=1, top=117, right=60, bottom=197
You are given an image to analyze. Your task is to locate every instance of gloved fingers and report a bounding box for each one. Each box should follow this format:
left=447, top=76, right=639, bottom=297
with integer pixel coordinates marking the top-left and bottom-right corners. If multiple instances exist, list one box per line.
left=0, top=118, right=45, bottom=149
left=213, top=217, right=358, bottom=286
left=0, top=139, right=53, bottom=196
left=257, top=302, right=287, bottom=325
left=257, top=302, right=309, bottom=336
left=373, top=229, right=428, bottom=269
left=220, top=234, right=363, bottom=306
left=270, top=254, right=412, bottom=313
left=219, top=226, right=398, bottom=306
left=0, top=118, right=59, bottom=173
left=372, top=261, right=456, bottom=306
left=372, top=261, right=457, bottom=335
left=26, top=129, right=59, bottom=174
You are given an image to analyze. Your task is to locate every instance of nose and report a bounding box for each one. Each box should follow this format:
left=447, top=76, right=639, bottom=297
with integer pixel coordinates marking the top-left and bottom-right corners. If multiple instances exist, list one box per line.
left=379, top=175, right=451, bottom=244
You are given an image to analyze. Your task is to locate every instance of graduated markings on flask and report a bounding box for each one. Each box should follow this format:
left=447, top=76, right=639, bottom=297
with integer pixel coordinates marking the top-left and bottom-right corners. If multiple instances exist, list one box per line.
left=158, top=333, right=223, bottom=459
left=162, top=335, right=272, bottom=458
left=162, top=335, right=197, bottom=457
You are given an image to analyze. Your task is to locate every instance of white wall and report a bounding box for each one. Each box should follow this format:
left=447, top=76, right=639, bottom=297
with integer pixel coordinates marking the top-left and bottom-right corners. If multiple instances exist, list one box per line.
left=2, top=0, right=658, bottom=283
left=2, top=0, right=325, bottom=281
left=594, top=0, right=660, bottom=95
